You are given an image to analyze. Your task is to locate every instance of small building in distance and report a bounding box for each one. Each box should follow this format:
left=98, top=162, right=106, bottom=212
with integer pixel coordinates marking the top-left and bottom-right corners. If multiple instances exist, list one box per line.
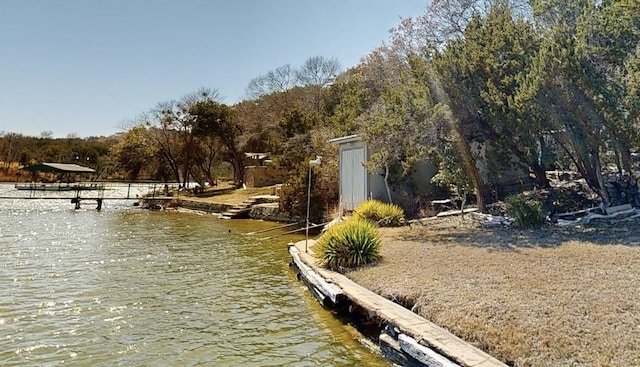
left=243, top=152, right=287, bottom=188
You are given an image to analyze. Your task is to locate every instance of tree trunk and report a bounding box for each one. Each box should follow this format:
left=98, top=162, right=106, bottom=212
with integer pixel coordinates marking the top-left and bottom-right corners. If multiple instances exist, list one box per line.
left=162, top=152, right=181, bottom=185
left=618, top=148, right=632, bottom=176
left=531, top=161, right=550, bottom=188
left=459, top=195, right=467, bottom=221
left=231, top=156, right=244, bottom=189
left=383, top=162, right=393, bottom=204
left=453, top=124, right=486, bottom=213
left=593, top=150, right=610, bottom=205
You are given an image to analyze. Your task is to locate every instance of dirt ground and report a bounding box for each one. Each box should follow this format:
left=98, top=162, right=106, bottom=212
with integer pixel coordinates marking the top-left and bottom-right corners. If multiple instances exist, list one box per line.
left=346, top=216, right=640, bottom=367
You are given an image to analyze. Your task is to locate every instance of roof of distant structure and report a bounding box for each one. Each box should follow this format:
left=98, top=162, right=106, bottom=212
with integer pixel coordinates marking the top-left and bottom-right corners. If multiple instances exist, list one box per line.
left=244, top=152, right=269, bottom=160
left=21, top=162, right=96, bottom=174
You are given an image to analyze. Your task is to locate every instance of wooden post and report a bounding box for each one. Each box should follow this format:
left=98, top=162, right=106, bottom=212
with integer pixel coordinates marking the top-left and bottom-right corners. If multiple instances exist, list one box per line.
left=73, top=190, right=81, bottom=209
left=305, top=166, right=312, bottom=252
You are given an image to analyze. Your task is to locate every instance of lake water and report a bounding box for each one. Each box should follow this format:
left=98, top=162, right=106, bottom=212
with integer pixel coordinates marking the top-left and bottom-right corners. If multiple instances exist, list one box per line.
left=0, top=183, right=390, bottom=366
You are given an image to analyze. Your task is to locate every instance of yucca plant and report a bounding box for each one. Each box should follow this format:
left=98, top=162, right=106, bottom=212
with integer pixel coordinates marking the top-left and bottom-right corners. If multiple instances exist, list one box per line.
left=506, top=194, right=547, bottom=228
left=353, top=199, right=405, bottom=227
left=314, top=218, right=381, bottom=271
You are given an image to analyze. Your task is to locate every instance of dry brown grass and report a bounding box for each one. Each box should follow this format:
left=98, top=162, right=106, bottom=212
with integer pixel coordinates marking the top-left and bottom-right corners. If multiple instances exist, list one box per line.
left=346, top=216, right=640, bottom=367
left=187, top=185, right=276, bottom=204
left=0, top=162, right=20, bottom=181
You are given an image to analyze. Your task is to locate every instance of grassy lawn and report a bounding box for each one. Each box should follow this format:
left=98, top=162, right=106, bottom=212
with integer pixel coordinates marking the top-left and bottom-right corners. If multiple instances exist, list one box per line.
left=185, top=184, right=277, bottom=205
left=346, top=216, right=640, bottom=367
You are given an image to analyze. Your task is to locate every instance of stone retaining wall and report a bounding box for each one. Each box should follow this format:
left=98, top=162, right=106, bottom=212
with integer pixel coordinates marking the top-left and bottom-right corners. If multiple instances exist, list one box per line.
left=289, top=241, right=507, bottom=367
left=175, top=199, right=232, bottom=214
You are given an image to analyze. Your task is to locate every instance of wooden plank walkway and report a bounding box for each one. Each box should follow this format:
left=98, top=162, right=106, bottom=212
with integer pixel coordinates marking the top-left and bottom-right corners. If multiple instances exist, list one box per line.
left=290, top=240, right=506, bottom=367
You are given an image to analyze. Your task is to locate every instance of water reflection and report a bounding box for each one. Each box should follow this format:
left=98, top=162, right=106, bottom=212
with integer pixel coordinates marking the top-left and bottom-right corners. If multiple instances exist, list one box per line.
left=0, top=184, right=390, bottom=366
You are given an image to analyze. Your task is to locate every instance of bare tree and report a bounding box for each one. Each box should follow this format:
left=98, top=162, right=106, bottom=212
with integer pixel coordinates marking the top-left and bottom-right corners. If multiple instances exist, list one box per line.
left=246, top=64, right=299, bottom=98
left=296, top=55, right=341, bottom=87
left=389, top=0, right=531, bottom=54
left=245, top=56, right=341, bottom=108
left=296, top=55, right=341, bottom=112
left=0, top=132, right=25, bottom=172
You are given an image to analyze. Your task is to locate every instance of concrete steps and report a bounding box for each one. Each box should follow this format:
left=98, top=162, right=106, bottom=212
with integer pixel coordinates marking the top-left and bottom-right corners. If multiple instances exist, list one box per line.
left=220, top=198, right=258, bottom=219
left=220, top=195, right=280, bottom=219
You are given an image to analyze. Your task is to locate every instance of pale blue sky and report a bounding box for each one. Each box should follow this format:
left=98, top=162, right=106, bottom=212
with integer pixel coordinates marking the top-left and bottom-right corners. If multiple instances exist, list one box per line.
left=0, top=0, right=428, bottom=138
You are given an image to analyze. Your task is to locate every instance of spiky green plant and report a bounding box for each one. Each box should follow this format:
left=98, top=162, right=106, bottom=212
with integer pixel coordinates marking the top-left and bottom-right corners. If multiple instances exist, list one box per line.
left=314, top=218, right=381, bottom=271
left=506, top=194, right=547, bottom=228
left=354, top=200, right=405, bottom=227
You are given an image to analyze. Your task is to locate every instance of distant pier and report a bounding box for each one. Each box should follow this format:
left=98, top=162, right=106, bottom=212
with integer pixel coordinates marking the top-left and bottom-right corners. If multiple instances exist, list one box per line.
left=1, top=182, right=176, bottom=210
left=0, top=194, right=175, bottom=210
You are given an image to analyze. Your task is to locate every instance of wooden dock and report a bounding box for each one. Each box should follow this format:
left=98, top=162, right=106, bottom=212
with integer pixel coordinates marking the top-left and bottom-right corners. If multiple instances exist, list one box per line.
left=0, top=195, right=174, bottom=210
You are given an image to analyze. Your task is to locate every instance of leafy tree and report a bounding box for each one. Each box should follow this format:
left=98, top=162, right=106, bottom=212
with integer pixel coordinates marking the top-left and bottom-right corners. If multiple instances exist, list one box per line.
left=140, top=89, right=221, bottom=186
left=109, top=126, right=158, bottom=180
left=358, top=83, right=425, bottom=203
left=521, top=0, right=639, bottom=201
left=233, top=94, right=289, bottom=156
left=190, top=100, right=245, bottom=188
left=433, top=4, right=549, bottom=197
left=430, top=138, right=474, bottom=212
left=190, top=131, right=222, bottom=187
left=576, top=0, right=640, bottom=172
left=380, top=9, right=486, bottom=211
left=518, top=30, right=611, bottom=201
left=278, top=130, right=339, bottom=222
left=279, top=108, right=316, bottom=139
left=323, top=69, right=373, bottom=136
left=393, top=0, right=530, bottom=54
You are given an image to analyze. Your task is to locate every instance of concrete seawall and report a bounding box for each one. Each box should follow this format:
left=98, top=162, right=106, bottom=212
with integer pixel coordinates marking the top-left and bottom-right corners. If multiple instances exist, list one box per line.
left=289, top=240, right=507, bottom=367
left=174, top=199, right=232, bottom=214
left=174, top=198, right=296, bottom=223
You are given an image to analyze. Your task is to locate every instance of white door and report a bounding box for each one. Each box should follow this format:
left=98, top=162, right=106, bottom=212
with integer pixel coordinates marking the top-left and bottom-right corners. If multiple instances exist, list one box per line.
left=340, top=145, right=367, bottom=211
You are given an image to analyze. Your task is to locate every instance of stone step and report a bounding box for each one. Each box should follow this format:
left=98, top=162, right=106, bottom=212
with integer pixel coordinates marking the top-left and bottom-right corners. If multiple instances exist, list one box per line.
left=221, top=207, right=251, bottom=218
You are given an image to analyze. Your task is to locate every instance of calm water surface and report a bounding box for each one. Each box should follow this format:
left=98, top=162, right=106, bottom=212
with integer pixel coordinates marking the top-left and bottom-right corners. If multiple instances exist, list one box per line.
left=0, top=184, right=390, bottom=366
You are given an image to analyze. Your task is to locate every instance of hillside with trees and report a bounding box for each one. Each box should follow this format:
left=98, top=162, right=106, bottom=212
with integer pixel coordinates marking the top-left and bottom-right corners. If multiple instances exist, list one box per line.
left=2, top=0, right=638, bottom=220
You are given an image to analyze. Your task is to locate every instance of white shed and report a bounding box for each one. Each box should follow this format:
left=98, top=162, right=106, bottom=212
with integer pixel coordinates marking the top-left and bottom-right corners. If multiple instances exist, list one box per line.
left=330, top=135, right=387, bottom=211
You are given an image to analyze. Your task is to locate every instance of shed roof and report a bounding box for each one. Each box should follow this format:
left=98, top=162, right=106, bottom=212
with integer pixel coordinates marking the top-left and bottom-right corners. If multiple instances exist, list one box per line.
left=21, top=163, right=96, bottom=174
left=329, top=134, right=361, bottom=145
left=245, top=152, right=269, bottom=160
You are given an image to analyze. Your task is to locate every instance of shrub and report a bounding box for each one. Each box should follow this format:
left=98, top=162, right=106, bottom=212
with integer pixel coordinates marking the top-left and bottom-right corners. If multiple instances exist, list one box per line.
left=506, top=194, right=547, bottom=227
left=354, top=200, right=405, bottom=227
left=314, top=218, right=381, bottom=271
left=279, top=161, right=339, bottom=222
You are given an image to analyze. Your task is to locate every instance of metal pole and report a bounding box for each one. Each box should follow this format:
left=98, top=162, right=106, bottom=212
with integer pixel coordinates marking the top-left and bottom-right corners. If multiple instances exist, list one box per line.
left=305, top=166, right=312, bottom=253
